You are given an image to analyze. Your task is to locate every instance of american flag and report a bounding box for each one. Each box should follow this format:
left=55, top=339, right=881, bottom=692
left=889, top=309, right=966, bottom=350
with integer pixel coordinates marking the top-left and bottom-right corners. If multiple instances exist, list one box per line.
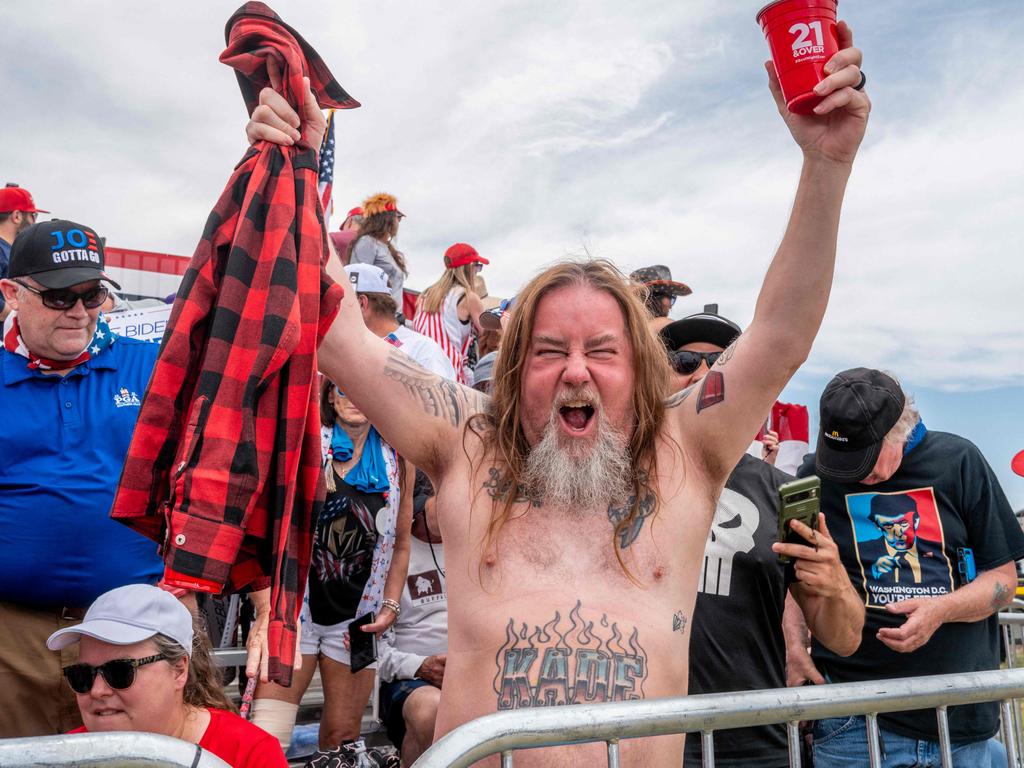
left=318, top=109, right=336, bottom=223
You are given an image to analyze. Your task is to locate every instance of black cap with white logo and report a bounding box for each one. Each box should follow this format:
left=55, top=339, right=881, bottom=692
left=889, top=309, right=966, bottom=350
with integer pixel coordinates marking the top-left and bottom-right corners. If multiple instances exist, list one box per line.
left=8, top=219, right=120, bottom=290
left=815, top=368, right=905, bottom=483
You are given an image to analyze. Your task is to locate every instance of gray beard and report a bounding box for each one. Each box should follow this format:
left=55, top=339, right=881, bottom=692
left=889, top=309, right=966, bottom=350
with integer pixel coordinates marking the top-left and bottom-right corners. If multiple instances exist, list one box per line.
left=522, top=409, right=632, bottom=511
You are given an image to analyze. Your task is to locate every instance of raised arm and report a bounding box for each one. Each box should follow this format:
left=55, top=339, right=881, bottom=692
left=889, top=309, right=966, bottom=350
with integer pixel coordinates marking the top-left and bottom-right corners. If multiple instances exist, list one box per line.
left=671, top=22, right=870, bottom=481
left=319, top=266, right=487, bottom=478
left=247, top=84, right=488, bottom=478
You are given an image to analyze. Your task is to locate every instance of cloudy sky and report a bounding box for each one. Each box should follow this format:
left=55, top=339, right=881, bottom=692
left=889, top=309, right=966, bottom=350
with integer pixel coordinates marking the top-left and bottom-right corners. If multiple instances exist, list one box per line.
left=7, top=1, right=1023, bottom=505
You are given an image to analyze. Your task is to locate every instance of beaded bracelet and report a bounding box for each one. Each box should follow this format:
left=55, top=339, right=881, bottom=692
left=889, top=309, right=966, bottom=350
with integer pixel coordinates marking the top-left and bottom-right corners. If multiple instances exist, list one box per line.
left=381, top=598, right=402, bottom=617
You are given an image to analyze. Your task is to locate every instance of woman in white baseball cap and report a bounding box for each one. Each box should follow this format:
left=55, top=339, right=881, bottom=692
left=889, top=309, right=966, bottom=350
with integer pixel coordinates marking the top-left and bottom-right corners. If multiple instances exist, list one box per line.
left=47, top=584, right=286, bottom=767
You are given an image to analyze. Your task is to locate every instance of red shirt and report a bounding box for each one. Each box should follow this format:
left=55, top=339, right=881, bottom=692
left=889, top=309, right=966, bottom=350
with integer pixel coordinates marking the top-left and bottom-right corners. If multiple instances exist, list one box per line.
left=71, top=707, right=287, bottom=768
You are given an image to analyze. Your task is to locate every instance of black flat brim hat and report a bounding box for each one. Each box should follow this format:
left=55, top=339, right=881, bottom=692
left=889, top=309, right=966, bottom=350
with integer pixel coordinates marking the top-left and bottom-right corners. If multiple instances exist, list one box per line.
left=660, top=312, right=741, bottom=351
left=32, top=266, right=121, bottom=291
left=814, top=368, right=905, bottom=483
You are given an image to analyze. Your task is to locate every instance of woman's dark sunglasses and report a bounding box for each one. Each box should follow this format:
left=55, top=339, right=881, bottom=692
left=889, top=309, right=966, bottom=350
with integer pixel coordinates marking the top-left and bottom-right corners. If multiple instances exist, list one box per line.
left=62, top=654, right=166, bottom=694
left=14, top=279, right=109, bottom=311
left=670, top=350, right=722, bottom=375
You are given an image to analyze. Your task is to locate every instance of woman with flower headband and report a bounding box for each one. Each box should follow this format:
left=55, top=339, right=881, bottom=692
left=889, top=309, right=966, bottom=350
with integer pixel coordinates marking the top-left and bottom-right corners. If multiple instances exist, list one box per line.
left=349, top=193, right=408, bottom=308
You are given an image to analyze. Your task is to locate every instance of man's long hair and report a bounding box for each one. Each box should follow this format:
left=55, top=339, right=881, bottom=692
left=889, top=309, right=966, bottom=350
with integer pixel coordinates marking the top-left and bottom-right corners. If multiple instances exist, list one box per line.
left=471, top=259, right=672, bottom=578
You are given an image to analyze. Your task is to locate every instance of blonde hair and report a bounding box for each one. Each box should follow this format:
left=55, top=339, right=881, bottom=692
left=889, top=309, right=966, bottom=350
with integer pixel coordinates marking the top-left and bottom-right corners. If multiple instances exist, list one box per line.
left=418, top=264, right=479, bottom=315
left=152, top=614, right=235, bottom=713
left=470, top=259, right=671, bottom=578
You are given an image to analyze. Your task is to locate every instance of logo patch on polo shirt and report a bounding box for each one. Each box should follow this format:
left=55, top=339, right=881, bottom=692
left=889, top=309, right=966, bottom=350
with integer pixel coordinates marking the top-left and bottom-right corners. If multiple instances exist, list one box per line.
left=114, top=387, right=142, bottom=408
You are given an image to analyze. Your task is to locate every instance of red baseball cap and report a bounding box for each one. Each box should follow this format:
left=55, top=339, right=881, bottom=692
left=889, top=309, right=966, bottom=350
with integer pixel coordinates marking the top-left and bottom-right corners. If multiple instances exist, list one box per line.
left=444, top=243, right=488, bottom=269
left=346, top=207, right=363, bottom=218
left=0, top=185, right=48, bottom=214
left=1012, top=450, right=1024, bottom=477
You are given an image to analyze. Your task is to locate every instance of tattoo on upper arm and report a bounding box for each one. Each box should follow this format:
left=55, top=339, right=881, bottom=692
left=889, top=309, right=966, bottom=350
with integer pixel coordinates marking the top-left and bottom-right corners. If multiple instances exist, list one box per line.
left=991, top=581, right=1013, bottom=611
left=382, top=349, right=488, bottom=427
left=493, top=601, right=648, bottom=709
left=672, top=611, right=688, bottom=635
left=695, top=370, right=725, bottom=413
left=664, top=384, right=696, bottom=410
left=715, top=339, right=737, bottom=367
left=483, top=467, right=543, bottom=507
left=607, top=475, right=656, bottom=548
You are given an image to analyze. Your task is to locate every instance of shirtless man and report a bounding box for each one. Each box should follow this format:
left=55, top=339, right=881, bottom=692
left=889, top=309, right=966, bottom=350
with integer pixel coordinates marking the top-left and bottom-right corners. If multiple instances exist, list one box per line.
left=247, top=24, right=869, bottom=766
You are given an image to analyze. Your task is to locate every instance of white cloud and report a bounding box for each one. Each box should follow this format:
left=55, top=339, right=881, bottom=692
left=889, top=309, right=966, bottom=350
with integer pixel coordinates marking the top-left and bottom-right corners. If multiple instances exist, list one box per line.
left=4, top=1, right=1022, bottom=393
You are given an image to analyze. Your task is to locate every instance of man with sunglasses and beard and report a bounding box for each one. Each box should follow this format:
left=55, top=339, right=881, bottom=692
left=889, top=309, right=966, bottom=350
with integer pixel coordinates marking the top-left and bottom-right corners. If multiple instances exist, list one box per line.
left=660, top=307, right=863, bottom=768
left=249, top=22, right=869, bottom=765
left=0, top=220, right=163, bottom=737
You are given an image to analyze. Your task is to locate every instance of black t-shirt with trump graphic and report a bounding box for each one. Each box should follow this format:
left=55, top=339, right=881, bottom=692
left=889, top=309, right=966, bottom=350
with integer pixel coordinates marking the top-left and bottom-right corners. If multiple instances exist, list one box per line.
left=799, top=430, right=1024, bottom=743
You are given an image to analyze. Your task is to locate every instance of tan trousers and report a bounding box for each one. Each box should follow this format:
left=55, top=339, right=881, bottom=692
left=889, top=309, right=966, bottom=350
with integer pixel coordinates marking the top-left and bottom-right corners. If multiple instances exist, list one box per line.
left=0, top=600, right=84, bottom=737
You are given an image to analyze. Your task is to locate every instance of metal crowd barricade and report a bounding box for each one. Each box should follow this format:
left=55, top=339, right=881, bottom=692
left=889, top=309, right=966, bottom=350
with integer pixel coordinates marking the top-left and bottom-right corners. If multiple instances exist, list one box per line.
left=0, top=732, right=229, bottom=767
left=413, top=667, right=1024, bottom=768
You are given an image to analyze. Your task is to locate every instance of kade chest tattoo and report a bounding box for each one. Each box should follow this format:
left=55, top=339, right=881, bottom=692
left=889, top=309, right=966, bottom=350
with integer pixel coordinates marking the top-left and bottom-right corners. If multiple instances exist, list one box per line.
left=494, top=601, right=649, bottom=710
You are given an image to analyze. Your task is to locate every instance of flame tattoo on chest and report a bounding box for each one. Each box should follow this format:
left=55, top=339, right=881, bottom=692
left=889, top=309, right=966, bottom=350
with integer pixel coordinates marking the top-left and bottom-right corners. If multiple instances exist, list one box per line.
left=493, top=601, right=648, bottom=709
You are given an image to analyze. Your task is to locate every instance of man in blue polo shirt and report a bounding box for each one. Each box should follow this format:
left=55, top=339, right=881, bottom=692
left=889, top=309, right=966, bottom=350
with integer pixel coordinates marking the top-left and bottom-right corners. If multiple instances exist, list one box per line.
left=0, top=219, right=163, bottom=737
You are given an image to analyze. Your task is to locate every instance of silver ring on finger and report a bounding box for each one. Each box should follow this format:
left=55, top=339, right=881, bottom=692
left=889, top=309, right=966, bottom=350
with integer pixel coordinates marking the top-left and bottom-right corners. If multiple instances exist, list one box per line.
left=853, top=72, right=867, bottom=91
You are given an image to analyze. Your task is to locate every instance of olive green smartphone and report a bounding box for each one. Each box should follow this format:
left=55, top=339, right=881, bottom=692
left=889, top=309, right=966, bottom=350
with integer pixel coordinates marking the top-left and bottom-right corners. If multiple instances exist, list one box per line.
left=777, top=476, right=821, bottom=563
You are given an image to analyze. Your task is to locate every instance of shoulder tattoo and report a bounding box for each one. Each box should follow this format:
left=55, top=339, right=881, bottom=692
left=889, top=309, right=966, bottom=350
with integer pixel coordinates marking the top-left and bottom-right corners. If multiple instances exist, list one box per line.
left=382, top=348, right=488, bottom=427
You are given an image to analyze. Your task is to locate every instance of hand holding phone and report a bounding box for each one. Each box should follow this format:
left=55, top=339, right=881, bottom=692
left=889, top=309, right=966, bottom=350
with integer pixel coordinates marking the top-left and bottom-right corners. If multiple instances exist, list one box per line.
left=776, top=476, right=821, bottom=563
left=348, top=612, right=378, bottom=673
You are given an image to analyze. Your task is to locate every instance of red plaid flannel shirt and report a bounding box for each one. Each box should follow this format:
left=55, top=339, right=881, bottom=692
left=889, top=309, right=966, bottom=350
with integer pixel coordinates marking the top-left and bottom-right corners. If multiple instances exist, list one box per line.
left=111, top=2, right=358, bottom=685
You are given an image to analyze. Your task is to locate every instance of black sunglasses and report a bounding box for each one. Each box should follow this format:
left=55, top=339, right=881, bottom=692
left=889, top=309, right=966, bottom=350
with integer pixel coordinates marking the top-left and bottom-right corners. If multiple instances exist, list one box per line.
left=14, top=279, right=109, bottom=311
left=670, top=350, right=722, bottom=375
left=651, top=290, right=677, bottom=308
left=62, top=654, right=166, bottom=694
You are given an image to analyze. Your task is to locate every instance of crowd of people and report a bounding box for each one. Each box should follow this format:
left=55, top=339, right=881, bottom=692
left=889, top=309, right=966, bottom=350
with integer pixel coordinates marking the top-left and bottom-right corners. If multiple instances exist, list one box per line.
left=1, top=17, right=1022, bottom=768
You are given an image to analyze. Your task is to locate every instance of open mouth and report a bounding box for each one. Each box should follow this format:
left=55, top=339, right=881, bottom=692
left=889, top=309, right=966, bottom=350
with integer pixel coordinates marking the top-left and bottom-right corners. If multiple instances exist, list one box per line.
left=558, top=402, right=595, bottom=432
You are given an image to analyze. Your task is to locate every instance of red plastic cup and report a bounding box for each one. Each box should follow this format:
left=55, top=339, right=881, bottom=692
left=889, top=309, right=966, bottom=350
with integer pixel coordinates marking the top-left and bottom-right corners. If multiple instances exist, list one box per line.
left=757, top=0, right=840, bottom=115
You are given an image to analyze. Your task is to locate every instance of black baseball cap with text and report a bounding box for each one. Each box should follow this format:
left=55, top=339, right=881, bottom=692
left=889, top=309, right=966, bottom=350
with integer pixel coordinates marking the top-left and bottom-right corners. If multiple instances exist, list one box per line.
left=815, top=368, right=905, bottom=483
left=8, top=220, right=120, bottom=289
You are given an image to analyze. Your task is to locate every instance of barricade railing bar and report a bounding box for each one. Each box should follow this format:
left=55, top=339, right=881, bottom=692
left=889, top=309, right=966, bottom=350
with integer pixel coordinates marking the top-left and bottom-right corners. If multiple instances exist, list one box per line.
left=0, top=731, right=230, bottom=767
left=412, top=666, right=1024, bottom=768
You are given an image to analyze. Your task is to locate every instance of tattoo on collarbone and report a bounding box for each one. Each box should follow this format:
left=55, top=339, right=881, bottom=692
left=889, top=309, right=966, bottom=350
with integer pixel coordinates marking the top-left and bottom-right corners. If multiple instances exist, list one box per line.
left=607, top=476, right=657, bottom=548
left=494, top=601, right=648, bottom=709
left=382, top=349, right=487, bottom=427
left=695, top=370, right=725, bottom=413
left=672, top=611, right=688, bottom=635
left=482, top=467, right=543, bottom=507
left=664, top=384, right=696, bottom=410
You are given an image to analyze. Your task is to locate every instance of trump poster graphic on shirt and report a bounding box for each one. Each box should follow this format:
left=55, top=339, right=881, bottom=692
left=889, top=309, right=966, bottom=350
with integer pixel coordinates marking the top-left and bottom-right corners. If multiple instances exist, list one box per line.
left=844, top=487, right=954, bottom=609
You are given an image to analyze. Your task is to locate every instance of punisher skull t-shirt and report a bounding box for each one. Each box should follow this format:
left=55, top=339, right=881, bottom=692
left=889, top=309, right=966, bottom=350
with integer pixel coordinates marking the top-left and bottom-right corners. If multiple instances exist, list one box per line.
left=800, top=429, right=1024, bottom=743
left=687, top=453, right=795, bottom=767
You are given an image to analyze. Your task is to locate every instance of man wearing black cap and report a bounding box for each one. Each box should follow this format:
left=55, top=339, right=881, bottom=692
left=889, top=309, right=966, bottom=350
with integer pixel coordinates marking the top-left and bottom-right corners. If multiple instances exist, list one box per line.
left=793, top=368, right=1024, bottom=767
left=661, top=307, right=863, bottom=768
left=0, top=220, right=163, bottom=737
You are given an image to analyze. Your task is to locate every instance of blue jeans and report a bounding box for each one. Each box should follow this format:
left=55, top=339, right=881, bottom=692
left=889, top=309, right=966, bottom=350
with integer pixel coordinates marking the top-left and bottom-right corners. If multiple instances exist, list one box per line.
left=813, top=715, right=991, bottom=767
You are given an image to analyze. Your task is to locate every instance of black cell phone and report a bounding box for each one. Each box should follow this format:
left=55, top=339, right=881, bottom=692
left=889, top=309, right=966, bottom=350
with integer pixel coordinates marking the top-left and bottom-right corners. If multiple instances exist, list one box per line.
left=777, top=476, right=821, bottom=563
left=349, top=612, right=378, bottom=673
